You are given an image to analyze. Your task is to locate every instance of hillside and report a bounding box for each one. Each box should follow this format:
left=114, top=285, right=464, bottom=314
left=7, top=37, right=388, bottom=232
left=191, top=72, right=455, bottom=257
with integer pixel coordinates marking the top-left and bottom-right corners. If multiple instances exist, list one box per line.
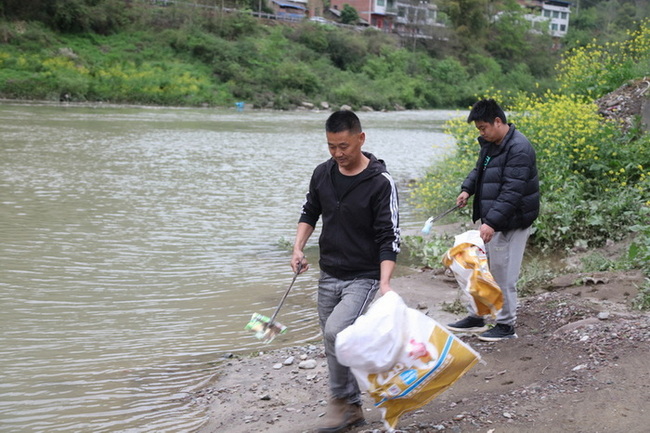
left=2, top=1, right=647, bottom=110
left=0, top=1, right=561, bottom=110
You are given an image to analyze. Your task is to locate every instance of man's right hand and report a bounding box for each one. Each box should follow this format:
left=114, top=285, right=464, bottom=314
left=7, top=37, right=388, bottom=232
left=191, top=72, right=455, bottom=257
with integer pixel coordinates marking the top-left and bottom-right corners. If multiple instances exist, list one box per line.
left=291, top=252, right=309, bottom=274
left=456, top=191, right=470, bottom=208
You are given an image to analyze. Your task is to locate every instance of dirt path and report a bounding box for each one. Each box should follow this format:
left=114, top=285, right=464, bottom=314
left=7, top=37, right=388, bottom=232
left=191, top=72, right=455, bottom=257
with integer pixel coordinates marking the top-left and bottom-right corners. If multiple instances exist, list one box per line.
left=195, top=267, right=650, bottom=433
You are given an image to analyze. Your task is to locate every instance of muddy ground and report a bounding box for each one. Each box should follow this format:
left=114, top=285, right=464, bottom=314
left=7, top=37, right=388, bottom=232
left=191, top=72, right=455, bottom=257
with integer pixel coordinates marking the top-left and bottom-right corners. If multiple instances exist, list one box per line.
left=195, top=249, right=649, bottom=433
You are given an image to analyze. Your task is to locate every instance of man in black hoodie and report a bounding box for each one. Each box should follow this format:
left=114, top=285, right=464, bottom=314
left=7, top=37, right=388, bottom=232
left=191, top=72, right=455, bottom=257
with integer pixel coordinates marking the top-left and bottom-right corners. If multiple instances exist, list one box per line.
left=291, top=110, right=401, bottom=433
left=447, top=99, right=540, bottom=342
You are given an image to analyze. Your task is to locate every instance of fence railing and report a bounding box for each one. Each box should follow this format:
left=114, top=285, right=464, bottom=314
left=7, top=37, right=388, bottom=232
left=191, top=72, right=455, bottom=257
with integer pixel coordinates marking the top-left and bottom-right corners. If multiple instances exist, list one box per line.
left=147, top=0, right=308, bottom=23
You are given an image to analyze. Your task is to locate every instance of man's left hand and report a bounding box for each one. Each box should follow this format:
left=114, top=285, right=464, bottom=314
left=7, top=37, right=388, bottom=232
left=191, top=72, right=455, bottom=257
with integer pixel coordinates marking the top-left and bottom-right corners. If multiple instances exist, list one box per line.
left=379, top=282, right=392, bottom=295
left=479, top=223, right=495, bottom=244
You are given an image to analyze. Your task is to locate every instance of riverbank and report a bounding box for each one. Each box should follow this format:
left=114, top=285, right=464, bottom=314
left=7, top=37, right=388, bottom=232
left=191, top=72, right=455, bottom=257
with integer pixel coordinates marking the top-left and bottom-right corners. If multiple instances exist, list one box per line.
left=195, top=242, right=650, bottom=433
left=0, top=5, right=565, bottom=112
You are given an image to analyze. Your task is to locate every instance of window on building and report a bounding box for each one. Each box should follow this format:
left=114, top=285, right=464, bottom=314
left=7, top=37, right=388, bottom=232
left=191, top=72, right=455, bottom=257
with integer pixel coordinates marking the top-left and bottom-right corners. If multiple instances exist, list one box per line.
left=560, top=24, right=566, bottom=31
left=551, top=23, right=558, bottom=31
left=552, top=10, right=559, bottom=18
left=543, top=10, right=551, bottom=18
left=561, top=12, right=567, bottom=19
left=377, top=0, right=385, bottom=6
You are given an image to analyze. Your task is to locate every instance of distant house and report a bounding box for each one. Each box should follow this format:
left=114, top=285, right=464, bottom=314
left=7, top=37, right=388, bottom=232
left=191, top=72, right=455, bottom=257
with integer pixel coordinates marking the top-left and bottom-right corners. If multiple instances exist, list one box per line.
left=325, top=7, right=370, bottom=26
left=328, top=0, right=396, bottom=30
left=328, top=0, right=437, bottom=32
left=541, top=0, right=571, bottom=37
left=269, top=0, right=308, bottom=20
left=519, top=0, right=571, bottom=38
left=394, top=1, right=438, bottom=38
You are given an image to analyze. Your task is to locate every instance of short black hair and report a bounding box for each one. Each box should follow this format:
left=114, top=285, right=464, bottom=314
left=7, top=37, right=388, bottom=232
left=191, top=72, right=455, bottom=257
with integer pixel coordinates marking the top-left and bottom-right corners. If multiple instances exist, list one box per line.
left=325, top=110, right=362, bottom=134
left=467, top=99, right=507, bottom=124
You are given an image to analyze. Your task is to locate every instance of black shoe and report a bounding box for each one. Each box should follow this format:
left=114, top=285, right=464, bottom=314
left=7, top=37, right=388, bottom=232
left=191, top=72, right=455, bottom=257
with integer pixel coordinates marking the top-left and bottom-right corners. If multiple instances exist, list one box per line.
left=446, top=316, right=487, bottom=333
left=478, top=323, right=518, bottom=341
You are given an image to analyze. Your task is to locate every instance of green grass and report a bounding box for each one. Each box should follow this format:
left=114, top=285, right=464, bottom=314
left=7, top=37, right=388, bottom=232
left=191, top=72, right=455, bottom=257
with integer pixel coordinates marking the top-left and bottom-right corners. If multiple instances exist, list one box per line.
left=0, top=8, right=555, bottom=109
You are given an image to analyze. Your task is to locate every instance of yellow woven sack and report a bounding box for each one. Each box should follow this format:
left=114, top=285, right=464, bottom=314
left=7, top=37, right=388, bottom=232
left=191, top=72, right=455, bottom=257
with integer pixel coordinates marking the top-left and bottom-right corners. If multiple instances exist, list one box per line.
left=442, top=230, right=503, bottom=317
left=338, top=294, right=481, bottom=431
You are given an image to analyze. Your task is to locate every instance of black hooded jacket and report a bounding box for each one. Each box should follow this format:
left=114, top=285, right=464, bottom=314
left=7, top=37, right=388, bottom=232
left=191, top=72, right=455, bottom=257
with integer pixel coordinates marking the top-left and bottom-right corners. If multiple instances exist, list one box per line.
left=299, top=152, right=400, bottom=280
left=461, top=124, right=540, bottom=232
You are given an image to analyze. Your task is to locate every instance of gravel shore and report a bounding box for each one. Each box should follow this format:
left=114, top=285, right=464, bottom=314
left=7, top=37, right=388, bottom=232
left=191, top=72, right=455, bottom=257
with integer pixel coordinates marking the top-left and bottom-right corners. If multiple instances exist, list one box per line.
left=195, top=264, right=649, bottom=433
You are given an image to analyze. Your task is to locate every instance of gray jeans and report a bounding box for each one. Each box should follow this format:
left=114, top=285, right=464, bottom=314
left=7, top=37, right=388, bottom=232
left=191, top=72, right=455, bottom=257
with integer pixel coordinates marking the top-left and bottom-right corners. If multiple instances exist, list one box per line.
left=484, top=227, right=530, bottom=326
left=317, top=271, right=379, bottom=405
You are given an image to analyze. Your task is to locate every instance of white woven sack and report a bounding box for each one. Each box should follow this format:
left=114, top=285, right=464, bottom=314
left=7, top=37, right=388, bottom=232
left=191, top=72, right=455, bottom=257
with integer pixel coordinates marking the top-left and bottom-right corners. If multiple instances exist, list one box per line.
left=335, top=290, right=408, bottom=373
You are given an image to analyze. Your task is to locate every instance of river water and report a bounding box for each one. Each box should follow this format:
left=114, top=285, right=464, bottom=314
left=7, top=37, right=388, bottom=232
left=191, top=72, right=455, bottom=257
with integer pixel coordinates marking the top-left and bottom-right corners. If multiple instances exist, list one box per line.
left=0, top=102, right=459, bottom=432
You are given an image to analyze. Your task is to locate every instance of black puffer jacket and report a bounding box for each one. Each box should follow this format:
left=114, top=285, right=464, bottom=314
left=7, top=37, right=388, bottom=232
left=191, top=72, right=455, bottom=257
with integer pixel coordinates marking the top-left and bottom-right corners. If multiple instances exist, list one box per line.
left=461, top=124, right=540, bottom=232
left=299, top=152, right=400, bottom=280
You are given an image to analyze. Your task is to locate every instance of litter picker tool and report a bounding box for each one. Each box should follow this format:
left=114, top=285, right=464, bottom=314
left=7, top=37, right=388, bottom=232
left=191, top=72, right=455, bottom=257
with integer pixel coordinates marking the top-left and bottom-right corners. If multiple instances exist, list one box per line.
left=245, top=263, right=302, bottom=343
left=421, top=204, right=461, bottom=235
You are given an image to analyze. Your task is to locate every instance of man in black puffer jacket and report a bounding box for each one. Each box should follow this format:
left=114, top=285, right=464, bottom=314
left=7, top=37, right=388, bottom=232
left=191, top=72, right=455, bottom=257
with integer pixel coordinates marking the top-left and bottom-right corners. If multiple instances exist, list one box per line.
left=447, top=99, right=540, bottom=342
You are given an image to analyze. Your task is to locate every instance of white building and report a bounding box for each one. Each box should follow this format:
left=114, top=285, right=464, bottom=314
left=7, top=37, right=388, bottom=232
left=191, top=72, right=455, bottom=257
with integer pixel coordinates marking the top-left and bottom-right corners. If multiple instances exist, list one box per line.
left=521, top=0, right=571, bottom=38
left=394, top=0, right=438, bottom=37
left=542, top=0, right=571, bottom=37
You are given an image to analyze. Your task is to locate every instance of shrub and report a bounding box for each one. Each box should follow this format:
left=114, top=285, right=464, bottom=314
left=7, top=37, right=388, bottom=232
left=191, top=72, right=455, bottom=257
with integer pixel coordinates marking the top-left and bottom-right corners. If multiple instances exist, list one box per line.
left=412, top=91, right=650, bottom=252
left=401, top=233, right=454, bottom=269
left=627, top=211, right=650, bottom=310
left=267, top=61, right=321, bottom=94
left=535, top=184, right=643, bottom=250
left=291, top=23, right=329, bottom=53
left=556, top=19, right=650, bottom=99
left=325, top=31, right=367, bottom=71
left=329, top=73, right=380, bottom=109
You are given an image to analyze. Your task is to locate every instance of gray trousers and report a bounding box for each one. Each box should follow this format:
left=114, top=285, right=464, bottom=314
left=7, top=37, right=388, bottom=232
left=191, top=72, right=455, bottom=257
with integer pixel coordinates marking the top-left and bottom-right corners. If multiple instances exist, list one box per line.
left=317, top=271, right=379, bottom=405
left=475, top=227, right=530, bottom=326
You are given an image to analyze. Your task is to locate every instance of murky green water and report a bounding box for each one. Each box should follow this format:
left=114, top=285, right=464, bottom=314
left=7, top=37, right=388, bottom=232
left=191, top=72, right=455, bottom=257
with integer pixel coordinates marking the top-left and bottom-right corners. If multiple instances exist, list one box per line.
left=0, top=102, right=459, bottom=432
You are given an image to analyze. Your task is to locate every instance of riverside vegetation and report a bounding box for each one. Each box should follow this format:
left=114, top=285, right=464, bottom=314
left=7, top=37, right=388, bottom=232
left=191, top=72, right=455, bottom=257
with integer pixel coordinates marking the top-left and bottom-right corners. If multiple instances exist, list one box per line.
left=1, top=1, right=649, bottom=306
left=0, top=11, right=544, bottom=109
left=0, top=0, right=645, bottom=110
left=407, top=21, right=650, bottom=310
